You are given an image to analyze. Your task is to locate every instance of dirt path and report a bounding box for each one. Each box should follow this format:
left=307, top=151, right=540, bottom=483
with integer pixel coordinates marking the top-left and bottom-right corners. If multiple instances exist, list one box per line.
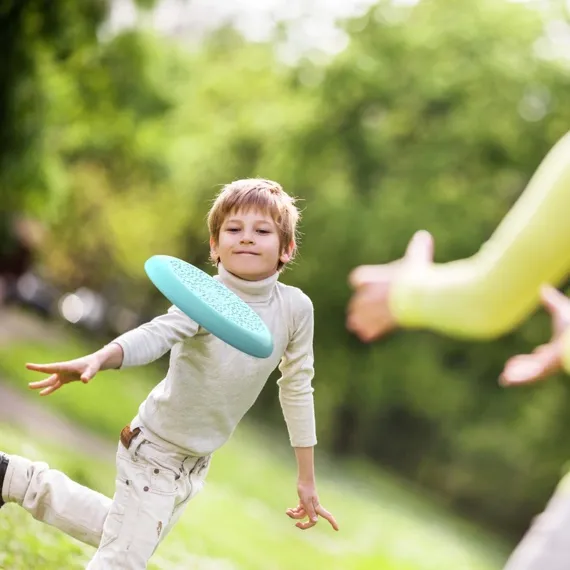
left=0, top=306, right=115, bottom=461
left=0, top=382, right=114, bottom=461
left=0, top=305, right=67, bottom=345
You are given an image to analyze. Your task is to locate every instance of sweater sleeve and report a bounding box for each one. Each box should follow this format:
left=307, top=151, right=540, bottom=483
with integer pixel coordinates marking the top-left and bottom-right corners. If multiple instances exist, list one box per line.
left=112, top=305, right=199, bottom=368
left=277, top=291, right=317, bottom=448
left=389, top=131, right=570, bottom=339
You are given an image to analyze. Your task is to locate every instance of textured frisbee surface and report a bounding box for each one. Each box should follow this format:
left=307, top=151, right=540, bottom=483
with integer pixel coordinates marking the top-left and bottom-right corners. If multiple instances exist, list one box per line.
left=145, top=255, right=273, bottom=358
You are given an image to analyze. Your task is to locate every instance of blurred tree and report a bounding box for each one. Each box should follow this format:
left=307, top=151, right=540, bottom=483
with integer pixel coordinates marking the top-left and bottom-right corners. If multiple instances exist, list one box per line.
left=0, top=0, right=156, bottom=212
left=38, top=27, right=313, bottom=306
left=0, top=0, right=106, bottom=212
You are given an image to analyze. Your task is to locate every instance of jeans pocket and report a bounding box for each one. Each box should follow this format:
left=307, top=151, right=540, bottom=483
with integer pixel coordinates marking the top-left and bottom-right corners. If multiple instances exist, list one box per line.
left=131, top=443, right=179, bottom=496
left=147, top=463, right=178, bottom=496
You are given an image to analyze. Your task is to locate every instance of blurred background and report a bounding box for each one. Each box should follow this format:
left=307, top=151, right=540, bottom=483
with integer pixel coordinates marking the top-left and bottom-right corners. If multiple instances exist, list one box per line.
left=1, top=0, right=570, bottom=568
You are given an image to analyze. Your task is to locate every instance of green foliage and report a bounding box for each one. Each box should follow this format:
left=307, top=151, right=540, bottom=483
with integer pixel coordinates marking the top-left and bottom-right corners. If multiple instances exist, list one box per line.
left=0, top=0, right=107, bottom=211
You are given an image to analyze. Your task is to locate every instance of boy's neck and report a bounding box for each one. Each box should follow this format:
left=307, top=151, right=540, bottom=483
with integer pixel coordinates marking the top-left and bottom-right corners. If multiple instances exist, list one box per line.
left=217, top=264, right=278, bottom=303
left=227, top=269, right=278, bottom=282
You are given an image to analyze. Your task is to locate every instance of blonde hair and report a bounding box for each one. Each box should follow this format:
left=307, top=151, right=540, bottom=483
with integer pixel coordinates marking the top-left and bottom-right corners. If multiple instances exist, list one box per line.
left=207, top=178, right=300, bottom=271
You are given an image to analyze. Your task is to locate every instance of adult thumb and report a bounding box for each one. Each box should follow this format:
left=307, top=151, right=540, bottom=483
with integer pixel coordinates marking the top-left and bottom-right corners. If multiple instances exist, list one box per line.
left=404, top=230, right=434, bottom=266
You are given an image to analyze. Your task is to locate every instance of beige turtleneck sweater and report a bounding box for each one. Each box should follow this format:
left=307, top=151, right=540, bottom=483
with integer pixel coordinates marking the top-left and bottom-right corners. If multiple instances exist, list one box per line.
left=111, top=264, right=316, bottom=456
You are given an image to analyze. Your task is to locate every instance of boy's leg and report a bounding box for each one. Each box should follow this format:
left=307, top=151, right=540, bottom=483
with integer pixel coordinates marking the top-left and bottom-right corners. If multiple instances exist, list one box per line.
left=159, top=454, right=211, bottom=543
left=503, top=474, right=570, bottom=570
left=1, top=452, right=110, bottom=547
left=1, top=436, right=211, bottom=569
left=87, top=436, right=189, bottom=570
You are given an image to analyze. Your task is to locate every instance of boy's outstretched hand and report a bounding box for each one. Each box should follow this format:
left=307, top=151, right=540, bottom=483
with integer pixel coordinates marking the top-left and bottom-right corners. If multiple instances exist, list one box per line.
left=26, top=355, right=101, bottom=396
left=26, top=343, right=123, bottom=396
left=286, top=481, right=339, bottom=531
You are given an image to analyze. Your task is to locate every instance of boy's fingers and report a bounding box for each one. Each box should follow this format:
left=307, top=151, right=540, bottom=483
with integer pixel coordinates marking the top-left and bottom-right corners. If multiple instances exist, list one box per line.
left=80, top=367, right=96, bottom=383
left=305, top=499, right=318, bottom=523
left=296, top=519, right=317, bottom=530
left=286, top=504, right=305, bottom=515
left=288, top=501, right=339, bottom=530
left=286, top=506, right=303, bottom=514
left=28, top=374, right=58, bottom=390
left=26, top=362, right=67, bottom=374
left=39, top=381, right=61, bottom=396
left=316, top=505, right=339, bottom=531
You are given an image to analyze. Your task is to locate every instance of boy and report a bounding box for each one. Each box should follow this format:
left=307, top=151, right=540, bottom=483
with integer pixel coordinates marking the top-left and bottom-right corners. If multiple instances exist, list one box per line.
left=0, top=179, right=338, bottom=569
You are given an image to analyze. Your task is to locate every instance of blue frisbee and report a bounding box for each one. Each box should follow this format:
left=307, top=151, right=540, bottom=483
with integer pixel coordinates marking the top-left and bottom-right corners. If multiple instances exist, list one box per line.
left=144, top=255, right=273, bottom=358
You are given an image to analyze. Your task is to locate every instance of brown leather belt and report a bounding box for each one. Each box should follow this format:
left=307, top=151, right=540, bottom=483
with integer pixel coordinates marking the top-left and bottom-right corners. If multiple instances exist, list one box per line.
left=120, top=424, right=141, bottom=449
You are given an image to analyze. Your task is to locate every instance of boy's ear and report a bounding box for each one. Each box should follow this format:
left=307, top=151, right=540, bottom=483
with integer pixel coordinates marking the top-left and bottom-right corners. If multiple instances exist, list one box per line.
left=209, top=236, right=218, bottom=258
left=280, top=240, right=295, bottom=264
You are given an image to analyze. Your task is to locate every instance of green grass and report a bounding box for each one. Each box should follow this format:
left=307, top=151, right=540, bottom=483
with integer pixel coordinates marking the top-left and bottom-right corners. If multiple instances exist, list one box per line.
left=1, top=423, right=508, bottom=570
left=0, top=338, right=509, bottom=569
left=0, top=425, right=111, bottom=570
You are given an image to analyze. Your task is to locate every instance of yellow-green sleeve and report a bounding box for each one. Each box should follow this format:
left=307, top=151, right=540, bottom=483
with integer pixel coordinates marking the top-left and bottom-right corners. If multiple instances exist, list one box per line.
left=562, top=329, right=570, bottom=374
left=390, top=131, right=570, bottom=339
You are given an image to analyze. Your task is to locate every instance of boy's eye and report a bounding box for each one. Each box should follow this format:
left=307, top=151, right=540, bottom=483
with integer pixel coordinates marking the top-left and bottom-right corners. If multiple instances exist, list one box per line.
left=226, top=228, right=240, bottom=233
left=257, top=229, right=270, bottom=234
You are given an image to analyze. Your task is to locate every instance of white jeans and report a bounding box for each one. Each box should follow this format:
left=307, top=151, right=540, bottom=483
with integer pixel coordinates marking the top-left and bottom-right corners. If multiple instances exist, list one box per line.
left=2, top=430, right=211, bottom=569
left=503, top=473, right=570, bottom=570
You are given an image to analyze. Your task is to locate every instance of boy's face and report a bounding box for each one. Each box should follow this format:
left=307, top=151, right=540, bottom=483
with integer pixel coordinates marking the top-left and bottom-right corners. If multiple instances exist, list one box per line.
left=210, top=209, right=293, bottom=281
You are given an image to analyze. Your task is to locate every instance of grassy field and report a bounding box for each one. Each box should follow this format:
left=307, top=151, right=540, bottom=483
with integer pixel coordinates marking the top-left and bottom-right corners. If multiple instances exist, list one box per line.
left=0, top=336, right=509, bottom=569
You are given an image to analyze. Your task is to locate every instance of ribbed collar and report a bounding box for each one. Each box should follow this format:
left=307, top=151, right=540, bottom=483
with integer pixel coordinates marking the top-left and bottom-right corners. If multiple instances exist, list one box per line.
left=216, top=263, right=278, bottom=303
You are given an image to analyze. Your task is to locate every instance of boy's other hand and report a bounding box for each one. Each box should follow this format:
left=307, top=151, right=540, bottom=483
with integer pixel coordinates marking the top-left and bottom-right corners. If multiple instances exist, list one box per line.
left=26, top=354, right=101, bottom=396
left=286, top=481, right=339, bottom=531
